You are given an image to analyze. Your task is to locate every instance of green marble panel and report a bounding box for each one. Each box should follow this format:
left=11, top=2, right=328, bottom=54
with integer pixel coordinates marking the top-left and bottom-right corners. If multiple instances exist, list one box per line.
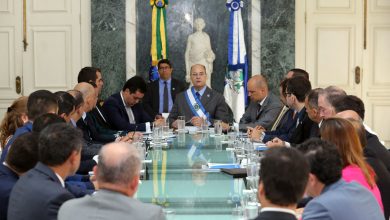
left=91, top=0, right=126, bottom=100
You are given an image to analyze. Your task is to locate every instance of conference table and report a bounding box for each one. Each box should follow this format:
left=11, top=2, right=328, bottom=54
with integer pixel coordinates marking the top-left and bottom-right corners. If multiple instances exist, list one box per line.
left=136, top=132, right=250, bottom=220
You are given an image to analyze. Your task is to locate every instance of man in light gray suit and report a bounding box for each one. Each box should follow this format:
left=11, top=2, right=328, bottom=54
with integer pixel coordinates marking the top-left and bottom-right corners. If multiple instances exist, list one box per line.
left=168, top=64, right=232, bottom=129
left=298, top=139, right=384, bottom=220
left=239, top=75, right=282, bottom=131
left=58, top=142, right=165, bottom=220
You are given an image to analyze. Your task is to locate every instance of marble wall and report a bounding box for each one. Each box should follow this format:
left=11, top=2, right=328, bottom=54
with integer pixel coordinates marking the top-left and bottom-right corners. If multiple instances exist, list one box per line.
left=91, top=0, right=294, bottom=99
left=136, top=0, right=250, bottom=93
left=91, top=0, right=126, bottom=99
left=260, top=0, right=295, bottom=94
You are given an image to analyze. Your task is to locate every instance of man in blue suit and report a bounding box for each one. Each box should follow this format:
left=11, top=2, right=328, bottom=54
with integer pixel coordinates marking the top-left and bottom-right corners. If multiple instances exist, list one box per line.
left=102, top=76, right=164, bottom=132
left=298, top=139, right=384, bottom=220
left=0, top=133, right=39, bottom=220
left=7, top=123, right=83, bottom=220
left=255, top=147, right=309, bottom=220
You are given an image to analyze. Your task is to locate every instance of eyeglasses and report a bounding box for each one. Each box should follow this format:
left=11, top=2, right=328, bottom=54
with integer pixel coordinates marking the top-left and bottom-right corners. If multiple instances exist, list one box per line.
left=158, top=66, right=171, bottom=70
left=191, top=73, right=206, bottom=77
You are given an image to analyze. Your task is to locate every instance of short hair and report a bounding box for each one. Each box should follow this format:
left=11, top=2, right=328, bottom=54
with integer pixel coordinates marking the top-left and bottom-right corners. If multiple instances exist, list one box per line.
left=306, top=88, right=324, bottom=109
left=324, top=86, right=347, bottom=109
left=27, top=90, right=58, bottom=121
left=97, top=143, right=141, bottom=186
left=122, top=76, right=147, bottom=94
left=54, top=91, right=75, bottom=116
left=78, top=67, right=101, bottom=83
left=286, top=76, right=312, bottom=102
left=38, top=123, right=83, bottom=166
left=158, top=59, right=172, bottom=69
left=67, top=89, right=84, bottom=110
left=289, top=68, right=309, bottom=80
left=5, top=132, right=39, bottom=173
left=260, top=147, right=309, bottom=206
left=0, top=96, right=28, bottom=147
left=298, top=138, right=342, bottom=186
left=333, top=95, right=365, bottom=120
left=32, top=113, right=65, bottom=133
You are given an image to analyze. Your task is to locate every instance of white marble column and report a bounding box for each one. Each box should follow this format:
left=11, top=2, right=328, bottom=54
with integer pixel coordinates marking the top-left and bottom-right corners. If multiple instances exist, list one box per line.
left=252, top=0, right=261, bottom=75
left=126, top=0, right=136, bottom=79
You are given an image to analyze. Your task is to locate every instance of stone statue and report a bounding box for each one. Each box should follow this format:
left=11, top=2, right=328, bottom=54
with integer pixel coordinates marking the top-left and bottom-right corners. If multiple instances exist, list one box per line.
left=185, top=18, right=215, bottom=87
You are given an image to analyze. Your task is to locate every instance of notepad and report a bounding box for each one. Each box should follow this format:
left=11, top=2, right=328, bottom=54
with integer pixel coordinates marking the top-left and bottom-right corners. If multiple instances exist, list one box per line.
left=208, top=163, right=240, bottom=169
left=253, top=143, right=268, bottom=151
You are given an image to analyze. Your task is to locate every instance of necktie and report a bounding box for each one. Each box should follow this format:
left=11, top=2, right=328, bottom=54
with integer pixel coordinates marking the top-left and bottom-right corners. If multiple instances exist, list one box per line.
left=196, top=92, right=200, bottom=99
left=256, top=103, right=262, bottom=119
left=163, top=81, right=168, bottom=113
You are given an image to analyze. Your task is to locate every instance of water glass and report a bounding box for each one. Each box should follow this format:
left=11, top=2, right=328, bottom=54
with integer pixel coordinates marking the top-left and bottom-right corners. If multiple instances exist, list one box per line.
left=162, top=123, right=170, bottom=138
left=244, top=202, right=259, bottom=219
left=201, top=119, right=209, bottom=133
left=177, top=130, right=186, bottom=146
left=177, top=116, right=185, bottom=131
left=153, top=126, right=162, bottom=144
left=214, top=120, right=222, bottom=136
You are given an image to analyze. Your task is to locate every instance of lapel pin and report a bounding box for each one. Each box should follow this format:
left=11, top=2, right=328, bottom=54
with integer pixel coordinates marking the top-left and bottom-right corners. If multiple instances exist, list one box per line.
left=207, top=94, right=210, bottom=98
left=172, top=88, right=175, bottom=91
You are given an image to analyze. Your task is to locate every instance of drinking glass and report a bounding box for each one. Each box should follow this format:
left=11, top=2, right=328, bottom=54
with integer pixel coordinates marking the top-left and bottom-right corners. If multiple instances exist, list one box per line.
left=214, top=120, right=222, bottom=136
left=177, top=116, right=185, bottom=131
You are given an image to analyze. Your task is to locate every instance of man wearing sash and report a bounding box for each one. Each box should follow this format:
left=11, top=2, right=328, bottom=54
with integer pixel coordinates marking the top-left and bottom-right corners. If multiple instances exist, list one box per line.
left=168, top=64, right=232, bottom=129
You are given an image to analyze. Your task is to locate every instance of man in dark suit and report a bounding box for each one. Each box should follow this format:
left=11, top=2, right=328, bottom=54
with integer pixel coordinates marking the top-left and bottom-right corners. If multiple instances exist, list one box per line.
left=103, top=76, right=165, bottom=132
left=255, top=147, right=309, bottom=220
left=0, top=133, right=38, bottom=220
left=143, top=59, right=187, bottom=119
left=8, top=123, right=83, bottom=220
left=239, top=75, right=282, bottom=131
left=168, top=64, right=232, bottom=128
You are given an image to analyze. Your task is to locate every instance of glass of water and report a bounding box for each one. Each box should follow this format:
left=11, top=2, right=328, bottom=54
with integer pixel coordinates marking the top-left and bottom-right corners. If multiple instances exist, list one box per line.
left=177, top=116, right=185, bottom=131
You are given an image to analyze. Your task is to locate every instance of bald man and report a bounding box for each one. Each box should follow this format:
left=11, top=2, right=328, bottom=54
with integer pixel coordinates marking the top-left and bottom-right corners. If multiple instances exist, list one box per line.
left=239, top=75, right=282, bottom=131
left=58, top=142, right=165, bottom=220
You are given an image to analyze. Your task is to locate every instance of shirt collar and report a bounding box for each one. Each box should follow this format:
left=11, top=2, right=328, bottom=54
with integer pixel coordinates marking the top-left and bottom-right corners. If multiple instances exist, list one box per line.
left=259, top=96, right=268, bottom=106
left=81, top=112, right=87, bottom=120
left=193, top=86, right=207, bottom=97
left=70, top=118, right=77, bottom=127
left=260, top=207, right=297, bottom=216
left=159, top=78, right=172, bottom=84
left=54, top=172, right=65, bottom=188
left=120, top=91, right=128, bottom=108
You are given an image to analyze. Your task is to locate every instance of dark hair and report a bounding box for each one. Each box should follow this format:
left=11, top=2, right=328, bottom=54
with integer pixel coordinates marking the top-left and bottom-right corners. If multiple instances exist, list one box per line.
left=32, top=113, right=65, bottom=133
left=78, top=67, right=101, bottom=84
left=306, top=88, right=323, bottom=109
left=54, top=91, right=75, bottom=116
left=333, top=95, right=365, bottom=120
left=286, top=76, right=312, bottom=102
left=38, top=123, right=83, bottom=166
left=260, top=147, right=309, bottom=206
left=298, top=138, right=342, bottom=185
left=158, top=59, right=172, bottom=69
left=279, top=79, right=288, bottom=98
left=122, top=76, right=147, bottom=94
left=0, top=96, right=28, bottom=148
left=289, top=68, right=309, bottom=80
left=27, top=90, right=58, bottom=121
left=5, top=132, right=39, bottom=173
left=67, top=89, right=84, bottom=110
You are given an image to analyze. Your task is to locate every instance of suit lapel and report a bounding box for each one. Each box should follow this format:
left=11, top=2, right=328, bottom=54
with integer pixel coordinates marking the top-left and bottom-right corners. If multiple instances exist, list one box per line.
left=116, top=93, right=130, bottom=122
left=200, top=87, right=212, bottom=108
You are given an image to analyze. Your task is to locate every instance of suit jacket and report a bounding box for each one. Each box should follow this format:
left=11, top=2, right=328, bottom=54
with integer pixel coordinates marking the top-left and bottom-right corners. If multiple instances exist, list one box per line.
left=302, top=179, right=384, bottom=220
left=239, top=93, right=282, bottom=131
left=58, top=189, right=165, bottom=220
left=365, top=131, right=390, bottom=173
left=167, top=87, right=232, bottom=125
left=102, top=92, right=153, bottom=131
left=365, top=156, right=390, bottom=220
left=0, top=122, right=32, bottom=162
left=288, top=108, right=316, bottom=145
left=8, top=162, right=74, bottom=220
left=0, top=164, right=18, bottom=220
left=255, top=211, right=297, bottom=220
left=263, top=108, right=296, bottom=143
left=143, top=78, right=187, bottom=118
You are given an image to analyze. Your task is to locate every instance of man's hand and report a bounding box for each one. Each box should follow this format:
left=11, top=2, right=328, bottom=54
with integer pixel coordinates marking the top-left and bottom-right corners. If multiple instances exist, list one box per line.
left=155, top=115, right=164, bottom=120
left=191, top=116, right=203, bottom=127
left=153, top=118, right=165, bottom=127
left=266, top=137, right=285, bottom=148
left=221, top=122, right=230, bottom=131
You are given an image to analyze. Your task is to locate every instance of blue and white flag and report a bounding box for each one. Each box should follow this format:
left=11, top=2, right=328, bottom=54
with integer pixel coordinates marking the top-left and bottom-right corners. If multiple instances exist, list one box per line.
left=224, top=0, right=247, bottom=123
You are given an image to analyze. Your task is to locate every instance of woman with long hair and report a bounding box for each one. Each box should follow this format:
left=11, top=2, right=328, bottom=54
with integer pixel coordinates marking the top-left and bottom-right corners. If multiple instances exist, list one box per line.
left=0, top=96, right=28, bottom=148
left=320, top=117, right=383, bottom=210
